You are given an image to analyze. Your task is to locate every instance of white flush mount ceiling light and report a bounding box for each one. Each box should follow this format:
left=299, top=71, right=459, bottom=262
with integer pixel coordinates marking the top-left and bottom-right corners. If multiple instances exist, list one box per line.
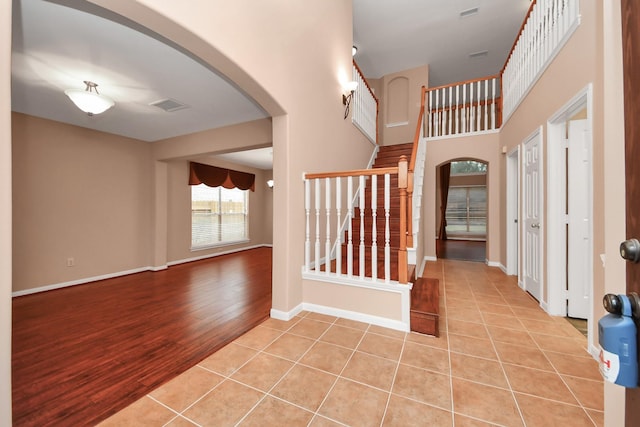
left=64, top=81, right=115, bottom=116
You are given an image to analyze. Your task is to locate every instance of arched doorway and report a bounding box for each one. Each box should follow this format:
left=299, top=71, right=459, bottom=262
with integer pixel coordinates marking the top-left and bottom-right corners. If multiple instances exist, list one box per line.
left=436, top=159, right=488, bottom=262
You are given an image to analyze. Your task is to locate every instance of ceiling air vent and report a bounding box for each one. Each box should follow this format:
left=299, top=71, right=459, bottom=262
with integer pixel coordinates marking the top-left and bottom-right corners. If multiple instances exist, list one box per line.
left=460, top=7, right=479, bottom=18
left=469, top=50, right=489, bottom=58
left=149, top=98, right=189, bottom=112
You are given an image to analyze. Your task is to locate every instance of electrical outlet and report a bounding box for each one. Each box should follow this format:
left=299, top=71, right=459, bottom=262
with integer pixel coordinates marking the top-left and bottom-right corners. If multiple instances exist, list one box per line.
left=67, top=257, right=74, bottom=267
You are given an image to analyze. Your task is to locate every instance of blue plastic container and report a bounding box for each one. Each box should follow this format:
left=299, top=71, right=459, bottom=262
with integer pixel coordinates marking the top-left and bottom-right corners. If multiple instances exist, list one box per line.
left=598, top=294, right=638, bottom=388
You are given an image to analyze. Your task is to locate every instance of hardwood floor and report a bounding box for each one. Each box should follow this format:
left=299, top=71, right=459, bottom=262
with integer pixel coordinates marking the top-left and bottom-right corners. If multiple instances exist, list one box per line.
left=436, top=239, right=486, bottom=262
left=12, top=247, right=272, bottom=427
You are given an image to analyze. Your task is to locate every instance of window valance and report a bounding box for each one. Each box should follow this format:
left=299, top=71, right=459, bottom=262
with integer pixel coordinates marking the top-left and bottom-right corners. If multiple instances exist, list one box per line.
left=188, top=162, right=255, bottom=192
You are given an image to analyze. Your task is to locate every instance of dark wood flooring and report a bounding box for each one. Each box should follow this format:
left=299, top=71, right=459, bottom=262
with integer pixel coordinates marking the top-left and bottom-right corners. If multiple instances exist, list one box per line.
left=12, top=247, right=272, bottom=427
left=436, top=239, right=486, bottom=262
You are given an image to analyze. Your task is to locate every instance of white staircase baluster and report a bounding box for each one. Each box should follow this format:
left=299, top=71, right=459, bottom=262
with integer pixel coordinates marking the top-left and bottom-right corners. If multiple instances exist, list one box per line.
left=469, top=82, right=475, bottom=132
left=371, top=174, right=378, bottom=281
left=315, top=179, right=321, bottom=272
left=455, top=84, right=460, bottom=134
left=428, top=90, right=433, bottom=138
left=484, top=79, right=488, bottom=131
left=325, top=177, right=331, bottom=275
left=462, top=83, right=467, bottom=133
left=304, top=179, right=310, bottom=272
left=435, top=89, right=440, bottom=137
left=448, top=86, right=453, bottom=135
left=491, top=77, right=496, bottom=130
left=476, top=80, right=481, bottom=132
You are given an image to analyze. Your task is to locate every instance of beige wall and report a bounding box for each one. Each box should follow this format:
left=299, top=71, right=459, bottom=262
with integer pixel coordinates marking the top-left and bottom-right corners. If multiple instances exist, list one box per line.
left=12, top=113, right=153, bottom=292
left=11, top=114, right=275, bottom=293
left=1, top=0, right=11, bottom=421
left=379, top=65, right=429, bottom=146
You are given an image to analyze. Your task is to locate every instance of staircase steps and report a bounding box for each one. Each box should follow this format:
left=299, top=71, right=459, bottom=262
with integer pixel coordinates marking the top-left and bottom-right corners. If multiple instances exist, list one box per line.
left=333, top=142, right=415, bottom=283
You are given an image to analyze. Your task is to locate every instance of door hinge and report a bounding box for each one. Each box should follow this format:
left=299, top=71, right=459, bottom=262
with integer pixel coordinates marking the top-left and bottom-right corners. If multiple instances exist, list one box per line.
left=561, top=138, right=569, bottom=149
left=564, top=214, right=569, bottom=224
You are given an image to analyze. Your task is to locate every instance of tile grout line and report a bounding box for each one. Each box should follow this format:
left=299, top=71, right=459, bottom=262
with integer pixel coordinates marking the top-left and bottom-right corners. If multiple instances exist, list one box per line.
left=170, top=319, right=299, bottom=423
left=307, top=321, right=373, bottom=426
left=234, top=313, right=341, bottom=427
left=378, top=329, right=408, bottom=426
left=438, top=261, right=458, bottom=426
left=465, top=270, right=528, bottom=426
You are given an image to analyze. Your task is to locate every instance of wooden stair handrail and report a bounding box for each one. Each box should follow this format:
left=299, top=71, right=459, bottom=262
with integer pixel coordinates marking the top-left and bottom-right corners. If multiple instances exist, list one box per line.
left=353, top=59, right=380, bottom=145
left=500, top=0, right=537, bottom=77
left=425, top=74, right=500, bottom=94
left=353, top=59, right=378, bottom=103
left=304, top=166, right=398, bottom=180
left=406, top=86, right=427, bottom=249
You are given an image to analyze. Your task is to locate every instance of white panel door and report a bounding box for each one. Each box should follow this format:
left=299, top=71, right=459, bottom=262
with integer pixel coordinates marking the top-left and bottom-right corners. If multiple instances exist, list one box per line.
left=567, top=119, right=590, bottom=319
left=523, top=133, right=542, bottom=301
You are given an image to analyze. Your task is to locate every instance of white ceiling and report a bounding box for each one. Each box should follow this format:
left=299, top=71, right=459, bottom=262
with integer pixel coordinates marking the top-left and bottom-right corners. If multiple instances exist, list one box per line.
left=11, top=0, right=531, bottom=169
left=353, top=0, right=531, bottom=86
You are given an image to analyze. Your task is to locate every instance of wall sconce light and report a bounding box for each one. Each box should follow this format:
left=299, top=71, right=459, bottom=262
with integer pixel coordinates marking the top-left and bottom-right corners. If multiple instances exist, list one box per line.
left=352, top=46, right=358, bottom=56
left=65, top=81, right=115, bottom=116
left=267, top=179, right=274, bottom=188
left=342, top=81, right=358, bottom=120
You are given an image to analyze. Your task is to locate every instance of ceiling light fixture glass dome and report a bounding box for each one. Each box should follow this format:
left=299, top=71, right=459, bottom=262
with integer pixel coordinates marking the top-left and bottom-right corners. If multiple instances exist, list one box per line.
left=65, top=81, right=115, bottom=116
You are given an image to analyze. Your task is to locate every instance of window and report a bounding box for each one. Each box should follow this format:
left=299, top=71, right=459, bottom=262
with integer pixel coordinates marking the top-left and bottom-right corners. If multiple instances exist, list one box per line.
left=191, top=184, right=248, bottom=248
left=445, top=186, right=487, bottom=238
left=444, top=160, right=487, bottom=239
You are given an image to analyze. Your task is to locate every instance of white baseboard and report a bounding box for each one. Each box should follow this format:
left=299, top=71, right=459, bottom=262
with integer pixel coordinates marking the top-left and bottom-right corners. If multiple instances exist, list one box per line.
left=303, top=303, right=409, bottom=332
left=270, top=304, right=304, bottom=321
left=13, top=244, right=271, bottom=297
left=168, top=244, right=268, bottom=266
left=12, top=266, right=151, bottom=297
left=270, top=302, right=410, bottom=332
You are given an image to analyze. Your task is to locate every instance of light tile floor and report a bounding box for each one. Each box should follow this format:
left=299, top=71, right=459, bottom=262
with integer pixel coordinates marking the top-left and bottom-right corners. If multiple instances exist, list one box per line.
left=99, top=260, right=604, bottom=426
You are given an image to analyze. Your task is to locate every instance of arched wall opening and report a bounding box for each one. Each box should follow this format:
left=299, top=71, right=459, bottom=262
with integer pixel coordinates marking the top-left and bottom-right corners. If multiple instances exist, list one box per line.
left=435, top=159, right=488, bottom=262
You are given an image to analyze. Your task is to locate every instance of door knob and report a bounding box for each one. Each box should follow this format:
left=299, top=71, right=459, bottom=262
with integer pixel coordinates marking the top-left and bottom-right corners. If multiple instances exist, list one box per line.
left=620, top=239, right=640, bottom=263
left=530, top=223, right=540, bottom=229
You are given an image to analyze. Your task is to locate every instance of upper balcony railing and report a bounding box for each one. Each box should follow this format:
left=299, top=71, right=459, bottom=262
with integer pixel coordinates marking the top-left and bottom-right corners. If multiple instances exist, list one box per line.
left=501, top=0, right=580, bottom=121
left=421, top=0, right=580, bottom=139
left=425, top=75, right=501, bottom=139
left=352, top=60, right=379, bottom=144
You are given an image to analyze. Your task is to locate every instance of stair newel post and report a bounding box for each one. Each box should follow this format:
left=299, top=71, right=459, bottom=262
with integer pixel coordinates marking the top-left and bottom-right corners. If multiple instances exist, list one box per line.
left=398, top=155, right=408, bottom=284
left=406, top=170, right=414, bottom=249
left=335, top=177, right=342, bottom=276
left=359, top=175, right=366, bottom=279
left=384, top=173, right=391, bottom=282
left=347, top=176, right=354, bottom=277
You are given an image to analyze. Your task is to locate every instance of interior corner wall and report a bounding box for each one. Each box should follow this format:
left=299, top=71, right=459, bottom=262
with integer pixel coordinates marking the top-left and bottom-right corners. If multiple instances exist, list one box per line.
left=380, top=65, right=429, bottom=146
left=166, top=158, right=272, bottom=263
left=423, top=133, right=501, bottom=265
left=498, top=0, right=600, bottom=310
left=11, top=113, right=153, bottom=293
left=1, top=0, right=12, bottom=420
